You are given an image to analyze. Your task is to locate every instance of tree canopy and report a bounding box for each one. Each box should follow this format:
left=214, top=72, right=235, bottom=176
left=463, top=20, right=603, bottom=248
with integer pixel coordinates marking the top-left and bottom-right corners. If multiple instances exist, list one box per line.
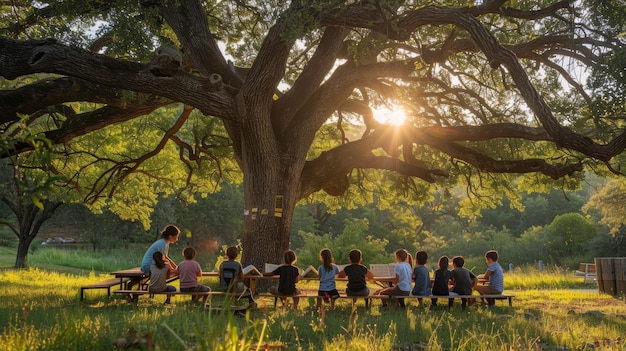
left=1, top=0, right=625, bottom=267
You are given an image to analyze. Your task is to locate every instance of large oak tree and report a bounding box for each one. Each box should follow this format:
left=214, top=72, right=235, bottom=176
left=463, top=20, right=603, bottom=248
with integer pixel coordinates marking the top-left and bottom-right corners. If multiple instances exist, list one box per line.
left=1, top=0, right=625, bottom=269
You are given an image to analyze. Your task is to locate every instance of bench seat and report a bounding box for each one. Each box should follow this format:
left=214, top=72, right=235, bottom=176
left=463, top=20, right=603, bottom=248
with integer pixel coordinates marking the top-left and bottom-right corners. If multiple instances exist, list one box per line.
left=240, top=292, right=515, bottom=308
left=574, top=263, right=597, bottom=283
left=337, top=294, right=515, bottom=307
left=394, top=294, right=515, bottom=306
left=113, top=289, right=213, bottom=303
left=81, top=278, right=130, bottom=301
left=257, top=292, right=389, bottom=307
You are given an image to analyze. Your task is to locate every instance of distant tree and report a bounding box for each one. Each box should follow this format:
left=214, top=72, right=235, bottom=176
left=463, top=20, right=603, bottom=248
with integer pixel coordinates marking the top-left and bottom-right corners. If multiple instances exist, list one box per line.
left=583, top=179, right=626, bottom=235
left=589, top=229, right=626, bottom=258
left=479, top=197, right=522, bottom=234
left=514, top=226, right=547, bottom=265
left=0, top=159, right=63, bottom=268
left=297, top=218, right=389, bottom=267
left=176, top=182, right=244, bottom=250
left=480, top=186, right=591, bottom=236
left=542, top=213, right=598, bottom=259
left=46, top=203, right=138, bottom=250
left=149, top=196, right=182, bottom=241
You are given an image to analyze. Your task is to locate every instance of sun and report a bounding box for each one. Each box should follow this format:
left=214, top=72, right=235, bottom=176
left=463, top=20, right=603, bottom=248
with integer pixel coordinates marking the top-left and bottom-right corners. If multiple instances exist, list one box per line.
left=373, top=106, right=407, bottom=125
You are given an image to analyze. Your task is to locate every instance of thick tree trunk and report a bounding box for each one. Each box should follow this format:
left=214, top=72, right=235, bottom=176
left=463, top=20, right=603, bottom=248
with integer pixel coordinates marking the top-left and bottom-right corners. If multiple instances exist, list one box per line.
left=11, top=202, right=62, bottom=269
left=238, top=127, right=304, bottom=277
left=13, top=206, right=37, bottom=269
left=240, top=160, right=298, bottom=271
left=14, top=219, right=37, bottom=269
left=14, top=239, right=30, bottom=268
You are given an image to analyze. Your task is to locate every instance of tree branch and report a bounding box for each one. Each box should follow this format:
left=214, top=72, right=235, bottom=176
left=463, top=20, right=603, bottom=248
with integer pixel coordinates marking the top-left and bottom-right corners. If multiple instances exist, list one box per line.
left=284, top=59, right=417, bottom=148
left=243, top=2, right=299, bottom=102
left=300, top=137, right=447, bottom=198
left=82, top=106, right=193, bottom=203
left=272, top=27, right=348, bottom=135
left=299, top=121, right=582, bottom=198
left=158, top=0, right=241, bottom=86
left=0, top=38, right=235, bottom=119
left=0, top=4, right=59, bottom=37
left=0, top=77, right=156, bottom=125
left=331, top=5, right=626, bottom=162
left=3, top=103, right=168, bottom=158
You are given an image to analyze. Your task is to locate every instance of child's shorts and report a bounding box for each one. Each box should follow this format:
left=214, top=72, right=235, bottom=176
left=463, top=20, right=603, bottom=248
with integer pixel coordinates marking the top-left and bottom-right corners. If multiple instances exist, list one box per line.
left=180, top=285, right=210, bottom=293
left=318, top=289, right=340, bottom=302
left=346, top=287, right=370, bottom=296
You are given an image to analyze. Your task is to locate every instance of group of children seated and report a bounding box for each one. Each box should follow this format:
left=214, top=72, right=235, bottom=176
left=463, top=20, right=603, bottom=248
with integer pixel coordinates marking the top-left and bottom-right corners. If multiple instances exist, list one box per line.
left=263, top=247, right=504, bottom=310
left=147, top=244, right=258, bottom=305
left=140, top=225, right=255, bottom=305
left=141, top=225, right=504, bottom=309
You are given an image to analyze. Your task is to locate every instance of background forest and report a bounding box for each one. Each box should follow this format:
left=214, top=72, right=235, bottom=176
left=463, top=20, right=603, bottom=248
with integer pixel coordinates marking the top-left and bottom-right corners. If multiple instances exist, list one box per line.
left=2, top=173, right=624, bottom=272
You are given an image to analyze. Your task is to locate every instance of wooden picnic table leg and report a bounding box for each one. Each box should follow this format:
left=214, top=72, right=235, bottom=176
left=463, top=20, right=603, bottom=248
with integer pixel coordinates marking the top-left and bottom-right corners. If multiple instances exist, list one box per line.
left=249, top=279, right=256, bottom=295
left=124, top=276, right=144, bottom=290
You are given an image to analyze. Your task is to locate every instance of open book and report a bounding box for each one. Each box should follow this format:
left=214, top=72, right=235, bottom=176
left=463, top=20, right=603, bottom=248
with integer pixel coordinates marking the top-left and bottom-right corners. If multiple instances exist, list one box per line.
left=264, top=263, right=281, bottom=273
left=370, top=263, right=397, bottom=278
left=336, top=264, right=348, bottom=272
left=300, top=265, right=319, bottom=278
left=263, top=263, right=319, bottom=277
left=242, top=265, right=262, bottom=276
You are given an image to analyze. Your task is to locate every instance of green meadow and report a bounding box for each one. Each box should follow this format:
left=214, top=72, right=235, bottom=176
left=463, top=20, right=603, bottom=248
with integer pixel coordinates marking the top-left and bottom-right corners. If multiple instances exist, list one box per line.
left=1, top=246, right=625, bottom=351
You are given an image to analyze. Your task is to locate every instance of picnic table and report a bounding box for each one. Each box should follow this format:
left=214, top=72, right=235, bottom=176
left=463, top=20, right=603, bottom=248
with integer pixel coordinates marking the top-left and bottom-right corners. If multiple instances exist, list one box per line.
left=110, top=267, right=185, bottom=291
left=110, top=268, right=256, bottom=291
left=110, top=267, right=149, bottom=290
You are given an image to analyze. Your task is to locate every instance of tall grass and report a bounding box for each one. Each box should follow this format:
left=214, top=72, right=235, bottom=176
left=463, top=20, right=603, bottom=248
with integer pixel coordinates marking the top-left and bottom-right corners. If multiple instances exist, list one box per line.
left=29, top=245, right=145, bottom=273
left=0, top=270, right=266, bottom=350
left=504, top=265, right=592, bottom=289
left=28, top=243, right=216, bottom=273
left=0, top=250, right=623, bottom=350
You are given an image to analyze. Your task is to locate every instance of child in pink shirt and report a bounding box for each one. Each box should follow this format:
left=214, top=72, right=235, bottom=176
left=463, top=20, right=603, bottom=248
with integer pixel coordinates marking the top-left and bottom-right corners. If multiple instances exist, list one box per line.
left=178, top=247, right=210, bottom=305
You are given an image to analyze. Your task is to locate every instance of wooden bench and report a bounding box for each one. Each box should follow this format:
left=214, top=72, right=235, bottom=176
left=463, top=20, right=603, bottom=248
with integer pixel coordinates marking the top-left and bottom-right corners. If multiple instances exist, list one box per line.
left=252, top=292, right=515, bottom=308
left=394, top=294, right=515, bottom=307
left=338, top=294, right=514, bottom=308
left=257, top=292, right=492, bottom=308
left=257, top=292, right=317, bottom=307
left=80, top=277, right=130, bottom=301
left=337, top=294, right=389, bottom=307
left=113, top=289, right=214, bottom=304
left=202, top=290, right=256, bottom=304
left=575, top=263, right=597, bottom=283
left=257, top=292, right=389, bottom=308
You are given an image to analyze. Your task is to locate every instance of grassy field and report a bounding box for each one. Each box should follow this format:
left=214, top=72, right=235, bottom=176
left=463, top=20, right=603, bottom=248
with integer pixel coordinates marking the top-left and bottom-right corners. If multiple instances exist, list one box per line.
left=0, top=247, right=625, bottom=351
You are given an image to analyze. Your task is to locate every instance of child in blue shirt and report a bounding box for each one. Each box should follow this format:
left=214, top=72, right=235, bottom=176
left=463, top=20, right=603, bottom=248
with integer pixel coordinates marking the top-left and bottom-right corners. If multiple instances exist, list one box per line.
left=411, top=250, right=431, bottom=305
left=317, top=248, right=340, bottom=309
left=474, top=250, right=504, bottom=306
left=374, top=249, right=413, bottom=307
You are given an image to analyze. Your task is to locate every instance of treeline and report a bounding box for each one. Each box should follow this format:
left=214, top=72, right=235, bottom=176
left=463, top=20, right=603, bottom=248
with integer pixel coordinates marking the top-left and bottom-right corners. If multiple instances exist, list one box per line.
left=291, top=186, right=625, bottom=271
left=1, top=179, right=624, bottom=271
